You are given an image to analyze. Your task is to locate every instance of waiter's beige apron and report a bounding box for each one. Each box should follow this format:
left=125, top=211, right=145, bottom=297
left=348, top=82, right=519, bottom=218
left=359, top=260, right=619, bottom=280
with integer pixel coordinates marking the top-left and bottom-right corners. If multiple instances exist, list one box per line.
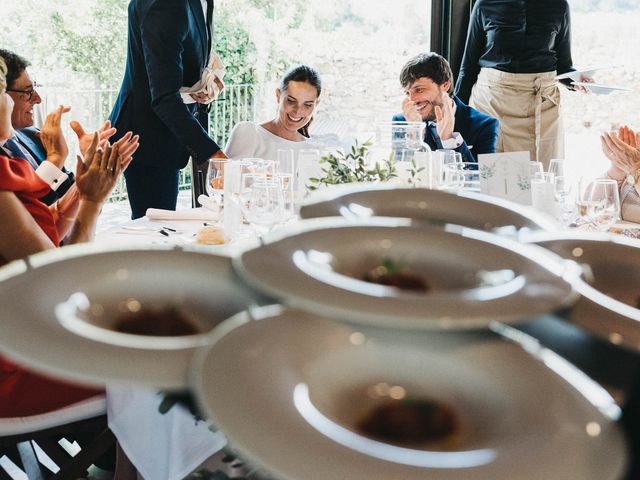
left=470, top=68, right=563, bottom=169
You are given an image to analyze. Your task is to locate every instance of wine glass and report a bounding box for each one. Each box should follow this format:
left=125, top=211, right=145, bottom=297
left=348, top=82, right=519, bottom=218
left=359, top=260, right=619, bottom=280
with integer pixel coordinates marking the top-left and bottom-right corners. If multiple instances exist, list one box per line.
left=575, top=177, right=594, bottom=226
left=244, top=180, right=284, bottom=238
left=587, top=179, right=620, bottom=231
left=239, top=173, right=267, bottom=210
left=553, top=175, right=574, bottom=225
left=206, top=159, right=228, bottom=199
left=548, top=158, right=565, bottom=177
left=529, top=161, right=544, bottom=178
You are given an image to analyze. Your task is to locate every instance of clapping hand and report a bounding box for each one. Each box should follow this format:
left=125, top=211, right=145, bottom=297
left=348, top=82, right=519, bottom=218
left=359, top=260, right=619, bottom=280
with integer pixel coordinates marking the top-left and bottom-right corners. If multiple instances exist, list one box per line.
left=76, top=131, right=140, bottom=204
left=38, top=105, right=71, bottom=169
left=434, top=92, right=455, bottom=141
left=601, top=125, right=640, bottom=178
left=71, top=119, right=117, bottom=157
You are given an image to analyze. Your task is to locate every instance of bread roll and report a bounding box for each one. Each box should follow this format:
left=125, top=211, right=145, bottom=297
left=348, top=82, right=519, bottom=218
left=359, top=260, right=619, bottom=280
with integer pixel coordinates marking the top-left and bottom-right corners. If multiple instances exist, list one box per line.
left=195, top=226, right=225, bottom=245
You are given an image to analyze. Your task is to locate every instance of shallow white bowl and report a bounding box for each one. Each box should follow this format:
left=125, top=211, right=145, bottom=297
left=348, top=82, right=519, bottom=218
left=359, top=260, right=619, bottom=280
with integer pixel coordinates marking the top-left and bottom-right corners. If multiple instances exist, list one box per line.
left=191, top=306, right=627, bottom=480
left=0, top=243, right=269, bottom=388
left=300, top=183, right=556, bottom=232
left=234, top=218, right=579, bottom=330
left=524, top=230, right=640, bottom=352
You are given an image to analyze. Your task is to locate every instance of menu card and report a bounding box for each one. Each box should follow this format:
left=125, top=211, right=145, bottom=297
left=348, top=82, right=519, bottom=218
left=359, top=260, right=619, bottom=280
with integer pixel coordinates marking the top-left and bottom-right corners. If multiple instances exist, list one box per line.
left=478, top=151, right=532, bottom=205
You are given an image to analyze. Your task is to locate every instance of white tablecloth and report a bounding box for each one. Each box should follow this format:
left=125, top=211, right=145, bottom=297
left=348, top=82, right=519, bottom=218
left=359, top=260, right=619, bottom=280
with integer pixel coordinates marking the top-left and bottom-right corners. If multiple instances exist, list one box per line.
left=107, top=386, right=226, bottom=480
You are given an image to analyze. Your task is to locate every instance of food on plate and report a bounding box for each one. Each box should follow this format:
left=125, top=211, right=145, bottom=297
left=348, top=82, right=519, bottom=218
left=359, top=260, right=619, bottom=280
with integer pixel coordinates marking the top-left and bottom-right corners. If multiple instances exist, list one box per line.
left=195, top=225, right=225, bottom=245
left=362, top=258, right=429, bottom=292
left=113, top=306, right=200, bottom=336
left=357, top=397, right=459, bottom=447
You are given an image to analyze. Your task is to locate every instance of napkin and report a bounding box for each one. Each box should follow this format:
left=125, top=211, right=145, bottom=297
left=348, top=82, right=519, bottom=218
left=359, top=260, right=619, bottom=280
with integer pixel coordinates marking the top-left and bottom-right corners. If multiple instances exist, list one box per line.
left=197, top=194, right=221, bottom=212
left=180, top=52, right=225, bottom=104
left=145, top=208, right=219, bottom=221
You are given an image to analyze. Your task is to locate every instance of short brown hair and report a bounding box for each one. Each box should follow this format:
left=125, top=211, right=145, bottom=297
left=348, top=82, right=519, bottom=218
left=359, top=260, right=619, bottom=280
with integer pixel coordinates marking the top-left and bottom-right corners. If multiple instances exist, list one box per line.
left=399, top=52, right=454, bottom=96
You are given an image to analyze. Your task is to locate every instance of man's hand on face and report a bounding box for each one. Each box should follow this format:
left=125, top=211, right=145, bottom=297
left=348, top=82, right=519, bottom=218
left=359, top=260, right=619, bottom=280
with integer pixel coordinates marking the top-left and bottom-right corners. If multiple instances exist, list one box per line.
left=401, top=97, right=422, bottom=123
left=434, top=92, right=455, bottom=141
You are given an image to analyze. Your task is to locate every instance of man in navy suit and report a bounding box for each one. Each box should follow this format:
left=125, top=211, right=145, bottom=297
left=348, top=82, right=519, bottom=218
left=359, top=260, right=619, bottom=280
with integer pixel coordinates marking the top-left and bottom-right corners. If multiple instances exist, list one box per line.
left=393, top=53, right=499, bottom=163
left=109, top=0, right=227, bottom=219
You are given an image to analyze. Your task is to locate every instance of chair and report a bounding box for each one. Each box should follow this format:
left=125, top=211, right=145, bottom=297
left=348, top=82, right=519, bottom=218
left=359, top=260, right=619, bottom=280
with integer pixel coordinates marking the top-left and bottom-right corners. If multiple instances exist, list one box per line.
left=0, top=395, right=115, bottom=480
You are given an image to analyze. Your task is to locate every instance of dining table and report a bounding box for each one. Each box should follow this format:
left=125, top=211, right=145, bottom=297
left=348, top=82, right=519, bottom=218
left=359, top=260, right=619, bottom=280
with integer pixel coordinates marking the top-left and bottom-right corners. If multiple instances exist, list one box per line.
left=87, top=202, right=640, bottom=480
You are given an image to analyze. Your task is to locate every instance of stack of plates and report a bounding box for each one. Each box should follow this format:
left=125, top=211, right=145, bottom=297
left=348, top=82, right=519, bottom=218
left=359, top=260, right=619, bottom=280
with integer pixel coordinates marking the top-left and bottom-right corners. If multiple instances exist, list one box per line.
left=0, top=189, right=632, bottom=479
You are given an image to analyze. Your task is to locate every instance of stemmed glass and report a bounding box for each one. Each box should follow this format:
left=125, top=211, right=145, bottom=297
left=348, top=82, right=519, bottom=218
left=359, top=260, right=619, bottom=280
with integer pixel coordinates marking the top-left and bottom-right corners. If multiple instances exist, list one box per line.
left=548, top=158, right=565, bottom=177
left=243, top=179, right=285, bottom=238
left=587, top=179, right=620, bottom=231
left=206, top=159, right=228, bottom=199
left=553, top=175, right=574, bottom=225
left=575, top=176, right=595, bottom=226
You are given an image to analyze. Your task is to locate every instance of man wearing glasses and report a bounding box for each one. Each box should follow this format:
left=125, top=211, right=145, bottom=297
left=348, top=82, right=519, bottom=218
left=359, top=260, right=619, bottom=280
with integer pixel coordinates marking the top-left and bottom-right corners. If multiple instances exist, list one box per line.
left=0, top=49, right=75, bottom=205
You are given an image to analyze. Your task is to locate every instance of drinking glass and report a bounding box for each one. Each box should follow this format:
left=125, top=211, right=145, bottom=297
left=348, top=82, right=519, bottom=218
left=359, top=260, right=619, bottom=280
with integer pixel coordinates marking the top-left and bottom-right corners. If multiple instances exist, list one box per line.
left=587, top=179, right=620, bottom=231
left=553, top=175, right=574, bottom=224
left=297, top=149, right=322, bottom=193
left=441, top=163, right=465, bottom=189
left=277, top=149, right=295, bottom=175
left=206, top=159, right=228, bottom=198
left=575, top=176, right=597, bottom=226
left=548, top=158, right=565, bottom=177
left=239, top=173, right=267, bottom=209
left=529, top=161, right=544, bottom=178
left=437, top=149, right=463, bottom=167
left=530, top=172, right=556, bottom=213
left=245, top=180, right=285, bottom=237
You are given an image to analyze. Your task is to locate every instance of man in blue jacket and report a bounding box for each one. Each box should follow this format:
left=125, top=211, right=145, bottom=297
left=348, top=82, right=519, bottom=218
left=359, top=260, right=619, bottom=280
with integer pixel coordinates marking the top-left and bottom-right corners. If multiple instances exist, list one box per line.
left=109, top=0, right=227, bottom=219
left=393, top=53, right=499, bottom=163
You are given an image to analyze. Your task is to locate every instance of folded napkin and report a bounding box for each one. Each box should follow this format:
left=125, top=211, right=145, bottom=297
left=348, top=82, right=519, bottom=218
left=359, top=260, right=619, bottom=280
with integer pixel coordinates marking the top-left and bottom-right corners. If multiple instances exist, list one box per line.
left=197, top=194, right=221, bottom=212
left=180, top=52, right=225, bottom=104
left=145, top=208, right=219, bottom=221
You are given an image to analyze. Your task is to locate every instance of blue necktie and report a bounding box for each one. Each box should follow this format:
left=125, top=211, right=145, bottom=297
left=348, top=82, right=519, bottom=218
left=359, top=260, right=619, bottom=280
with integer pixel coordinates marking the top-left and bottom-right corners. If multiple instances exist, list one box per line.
left=3, top=137, right=39, bottom=169
left=425, top=122, right=444, bottom=151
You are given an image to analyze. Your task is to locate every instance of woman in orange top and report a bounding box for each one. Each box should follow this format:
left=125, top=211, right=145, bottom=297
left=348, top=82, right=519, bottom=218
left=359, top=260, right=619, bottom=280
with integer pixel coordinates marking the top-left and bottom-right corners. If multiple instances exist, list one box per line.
left=0, top=57, right=140, bottom=416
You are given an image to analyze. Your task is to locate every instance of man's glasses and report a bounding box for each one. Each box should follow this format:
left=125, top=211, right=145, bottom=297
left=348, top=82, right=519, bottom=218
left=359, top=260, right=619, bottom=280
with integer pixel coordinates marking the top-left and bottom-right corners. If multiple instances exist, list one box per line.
left=6, top=82, right=41, bottom=102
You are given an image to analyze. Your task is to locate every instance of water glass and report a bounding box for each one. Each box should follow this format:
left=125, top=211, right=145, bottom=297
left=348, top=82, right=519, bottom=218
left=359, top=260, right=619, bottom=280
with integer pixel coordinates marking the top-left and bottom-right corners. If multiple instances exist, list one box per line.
left=277, top=149, right=295, bottom=175
left=531, top=172, right=556, bottom=214
left=297, top=149, right=322, bottom=193
left=548, top=158, right=565, bottom=177
left=529, top=161, right=544, bottom=178
left=245, top=180, right=285, bottom=237
left=587, top=179, right=620, bottom=231
left=553, top=175, right=574, bottom=224
left=436, top=149, right=463, bottom=167
left=206, top=159, right=228, bottom=198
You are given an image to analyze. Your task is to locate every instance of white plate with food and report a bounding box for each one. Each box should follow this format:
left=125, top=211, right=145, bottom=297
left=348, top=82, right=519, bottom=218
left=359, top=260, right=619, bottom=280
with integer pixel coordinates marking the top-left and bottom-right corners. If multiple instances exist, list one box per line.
left=524, top=231, right=640, bottom=351
left=299, top=183, right=556, bottom=232
left=0, top=243, right=269, bottom=389
left=233, top=218, right=578, bottom=330
left=191, top=307, right=627, bottom=480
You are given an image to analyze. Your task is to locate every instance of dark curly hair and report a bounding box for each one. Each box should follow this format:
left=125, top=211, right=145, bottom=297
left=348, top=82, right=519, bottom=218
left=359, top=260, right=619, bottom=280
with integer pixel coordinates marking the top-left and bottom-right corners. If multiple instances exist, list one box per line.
left=399, top=52, right=454, bottom=96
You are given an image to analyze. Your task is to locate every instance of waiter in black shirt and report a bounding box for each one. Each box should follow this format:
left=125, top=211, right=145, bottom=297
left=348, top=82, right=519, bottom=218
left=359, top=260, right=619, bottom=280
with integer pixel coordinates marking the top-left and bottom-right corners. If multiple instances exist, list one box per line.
left=455, top=0, right=591, bottom=168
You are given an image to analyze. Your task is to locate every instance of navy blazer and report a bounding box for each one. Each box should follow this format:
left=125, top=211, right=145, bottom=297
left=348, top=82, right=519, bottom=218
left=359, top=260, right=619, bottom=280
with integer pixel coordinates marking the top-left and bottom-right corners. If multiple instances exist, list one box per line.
left=109, top=0, right=220, bottom=169
left=15, top=128, right=75, bottom=205
left=392, top=96, right=499, bottom=163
